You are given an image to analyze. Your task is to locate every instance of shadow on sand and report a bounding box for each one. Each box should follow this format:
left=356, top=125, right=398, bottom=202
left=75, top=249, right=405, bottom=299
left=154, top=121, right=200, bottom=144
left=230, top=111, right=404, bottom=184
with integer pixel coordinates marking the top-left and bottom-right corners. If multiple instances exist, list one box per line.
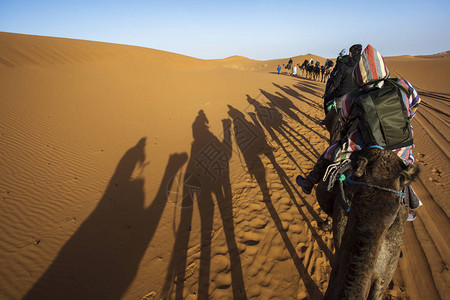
left=161, top=110, right=247, bottom=299
left=227, top=105, right=334, bottom=299
left=259, top=89, right=327, bottom=143
left=25, top=138, right=188, bottom=299
left=272, top=82, right=323, bottom=110
left=246, top=94, right=320, bottom=163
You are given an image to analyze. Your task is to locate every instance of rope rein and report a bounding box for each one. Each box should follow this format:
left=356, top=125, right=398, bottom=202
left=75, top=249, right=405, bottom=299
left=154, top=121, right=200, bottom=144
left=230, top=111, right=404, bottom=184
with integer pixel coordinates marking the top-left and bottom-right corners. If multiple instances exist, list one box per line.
left=344, top=145, right=405, bottom=198
left=344, top=176, right=405, bottom=198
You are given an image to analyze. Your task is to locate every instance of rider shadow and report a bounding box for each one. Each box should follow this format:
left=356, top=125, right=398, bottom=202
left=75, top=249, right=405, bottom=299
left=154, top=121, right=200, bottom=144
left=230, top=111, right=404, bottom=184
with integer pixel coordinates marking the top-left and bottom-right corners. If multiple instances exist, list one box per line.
left=260, top=89, right=324, bottom=132
left=260, top=89, right=326, bottom=154
left=246, top=95, right=317, bottom=165
left=227, top=105, right=332, bottom=299
left=299, top=79, right=323, bottom=89
left=239, top=106, right=332, bottom=259
left=259, top=89, right=302, bottom=122
left=24, top=138, right=188, bottom=300
left=272, top=82, right=323, bottom=110
left=161, top=110, right=246, bottom=300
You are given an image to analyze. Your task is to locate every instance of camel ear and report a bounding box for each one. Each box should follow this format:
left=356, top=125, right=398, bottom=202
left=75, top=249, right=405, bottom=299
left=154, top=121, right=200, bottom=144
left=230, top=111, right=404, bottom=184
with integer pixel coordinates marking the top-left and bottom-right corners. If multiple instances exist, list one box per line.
left=353, top=157, right=368, bottom=177
left=399, top=164, right=420, bottom=186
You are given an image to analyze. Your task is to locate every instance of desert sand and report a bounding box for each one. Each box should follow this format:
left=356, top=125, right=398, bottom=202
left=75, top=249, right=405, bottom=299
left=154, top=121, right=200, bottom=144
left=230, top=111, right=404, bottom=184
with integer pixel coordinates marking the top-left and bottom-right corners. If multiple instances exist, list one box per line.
left=0, top=32, right=448, bottom=299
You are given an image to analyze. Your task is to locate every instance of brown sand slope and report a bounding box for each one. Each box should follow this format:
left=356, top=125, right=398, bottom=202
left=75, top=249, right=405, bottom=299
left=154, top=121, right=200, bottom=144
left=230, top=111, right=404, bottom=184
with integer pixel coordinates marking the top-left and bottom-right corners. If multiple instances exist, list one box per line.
left=0, top=32, right=448, bottom=299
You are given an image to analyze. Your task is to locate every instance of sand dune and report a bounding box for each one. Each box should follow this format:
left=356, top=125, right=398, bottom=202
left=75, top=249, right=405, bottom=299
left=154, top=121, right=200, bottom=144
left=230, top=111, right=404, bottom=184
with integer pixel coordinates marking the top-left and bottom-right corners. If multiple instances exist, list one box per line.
left=0, top=32, right=448, bottom=299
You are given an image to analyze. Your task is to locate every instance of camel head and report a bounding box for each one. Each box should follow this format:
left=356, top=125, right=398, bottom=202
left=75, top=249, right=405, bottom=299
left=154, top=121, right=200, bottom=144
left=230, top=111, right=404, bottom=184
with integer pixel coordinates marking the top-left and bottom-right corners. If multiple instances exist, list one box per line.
left=351, top=147, right=420, bottom=191
left=348, top=147, right=420, bottom=229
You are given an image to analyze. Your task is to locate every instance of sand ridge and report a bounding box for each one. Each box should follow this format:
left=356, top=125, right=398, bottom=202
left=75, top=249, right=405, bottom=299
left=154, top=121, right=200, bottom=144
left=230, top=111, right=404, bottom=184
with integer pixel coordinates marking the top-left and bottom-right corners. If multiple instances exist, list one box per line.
left=0, top=33, right=449, bottom=299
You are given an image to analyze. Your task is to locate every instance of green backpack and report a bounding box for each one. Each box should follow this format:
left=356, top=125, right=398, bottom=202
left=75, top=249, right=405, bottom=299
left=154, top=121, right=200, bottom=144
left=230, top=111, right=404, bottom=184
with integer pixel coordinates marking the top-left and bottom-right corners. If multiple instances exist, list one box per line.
left=350, top=79, right=413, bottom=150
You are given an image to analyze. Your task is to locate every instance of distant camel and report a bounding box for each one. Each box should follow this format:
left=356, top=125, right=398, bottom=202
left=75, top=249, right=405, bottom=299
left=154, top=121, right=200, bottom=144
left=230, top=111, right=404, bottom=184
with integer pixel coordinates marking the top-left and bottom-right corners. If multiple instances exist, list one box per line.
left=323, top=67, right=333, bottom=82
left=299, top=60, right=309, bottom=77
left=305, top=64, right=315, bottom=79
left=313, top=65, right=321, bottom=81
left=284, top=62, right=293, bottom=75
left=316, top=147, right=419, bottom=299
left=321, top=66, right=326, bottom=82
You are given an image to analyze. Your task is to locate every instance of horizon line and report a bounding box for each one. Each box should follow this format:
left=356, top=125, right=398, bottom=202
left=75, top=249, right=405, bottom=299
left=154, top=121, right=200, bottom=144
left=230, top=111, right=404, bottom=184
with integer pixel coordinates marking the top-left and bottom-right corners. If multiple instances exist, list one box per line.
left=2, top=31, right=449, bottom=61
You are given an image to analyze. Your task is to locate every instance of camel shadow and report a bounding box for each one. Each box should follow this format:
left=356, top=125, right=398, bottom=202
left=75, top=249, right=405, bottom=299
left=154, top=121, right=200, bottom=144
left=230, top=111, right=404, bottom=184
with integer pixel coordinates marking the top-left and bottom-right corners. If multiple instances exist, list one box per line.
left=259, top=89, right=326, bottom=142
left=24, top=138, right=188, bottom=299
left=227, top=105, right=333, bottom=299
left=246, top=95, right=319, bottom=165
left=258, top=90, right=325, bottom=154
left=272, top=82, right=323, bottom=110
left=292, top=81, right=324, bottom=98
left=161, top=110, right=246, bottom=299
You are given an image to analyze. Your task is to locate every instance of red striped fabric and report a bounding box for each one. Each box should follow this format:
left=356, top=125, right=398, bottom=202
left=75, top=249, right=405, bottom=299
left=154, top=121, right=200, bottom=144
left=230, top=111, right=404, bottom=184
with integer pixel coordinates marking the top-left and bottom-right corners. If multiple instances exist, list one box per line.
left=366, top=45, right=379, bottom=80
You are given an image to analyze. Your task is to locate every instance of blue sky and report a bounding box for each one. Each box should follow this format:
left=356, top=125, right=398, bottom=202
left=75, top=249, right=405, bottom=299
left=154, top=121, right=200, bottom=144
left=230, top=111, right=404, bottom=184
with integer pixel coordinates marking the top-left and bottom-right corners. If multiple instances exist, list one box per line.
left=1, top=0, right=449, bottom=60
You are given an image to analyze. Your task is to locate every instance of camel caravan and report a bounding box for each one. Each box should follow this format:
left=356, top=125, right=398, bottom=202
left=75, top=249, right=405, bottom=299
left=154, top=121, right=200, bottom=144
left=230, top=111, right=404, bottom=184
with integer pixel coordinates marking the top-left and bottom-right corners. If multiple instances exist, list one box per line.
left=292, top=44, right=423, bottom=299
left=282, top=57, right=334, bottom=82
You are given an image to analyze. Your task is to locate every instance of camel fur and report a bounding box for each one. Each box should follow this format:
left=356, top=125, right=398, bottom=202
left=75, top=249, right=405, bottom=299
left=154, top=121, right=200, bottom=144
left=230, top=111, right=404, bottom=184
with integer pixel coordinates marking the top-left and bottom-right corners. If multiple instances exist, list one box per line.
left=316, top=148, right=419, bottom=299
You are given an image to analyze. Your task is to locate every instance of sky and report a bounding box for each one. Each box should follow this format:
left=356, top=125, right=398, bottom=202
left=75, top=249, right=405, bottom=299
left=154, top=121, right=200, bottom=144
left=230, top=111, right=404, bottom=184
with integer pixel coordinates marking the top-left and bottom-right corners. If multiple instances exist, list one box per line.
left=1, top=0, right=449, bottom=60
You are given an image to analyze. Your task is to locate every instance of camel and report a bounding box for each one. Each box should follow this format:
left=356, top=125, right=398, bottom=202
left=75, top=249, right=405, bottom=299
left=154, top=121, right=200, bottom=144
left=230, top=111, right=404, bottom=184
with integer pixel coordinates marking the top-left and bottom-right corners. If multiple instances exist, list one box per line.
left=313, top=65, right=321, bottom=81
left=315, top=147, right=419, bottom=299
left=323, top=67, right=333, bottom=82
left=284, top=62, right=293, bottom=75
left=321, top=66, right=326, bottom=82
left=305, top=64, right=321, bottom=81
left=299, top=60, right=309, bottom=77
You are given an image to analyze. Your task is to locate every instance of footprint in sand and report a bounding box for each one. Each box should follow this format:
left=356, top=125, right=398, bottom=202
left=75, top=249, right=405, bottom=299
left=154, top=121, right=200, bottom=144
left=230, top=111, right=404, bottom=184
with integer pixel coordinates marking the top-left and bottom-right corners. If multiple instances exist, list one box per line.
left=233, top=181, right=248, bottom=195
left=175, top=262, right=196, bottom=284
left=245, top=245, right=259, bottom=256
left=237, top=242, right=247, bottom=254
left=254, top=194, right=264, bottom=202
left=248, top=203, right=265, bottom=214
left=271, top=191, right=282, bottom=200
left=247, top=284, right=262, bottom=298
left=241, top=231, right=261, bottom=246
left=234, top=211, right=252, bottom=226
left=213, top=245, right=230, bottom=256
left=214, top=273, right=231, bottom=289
left=281, top=221, right=290, bottom=231
left=431, top=168, right=442, bottom=176
left=268, top=245, right=290, bottom=261
left=416, top=152, right=426, bottom=163
left=142, top=291, right=156, bottom=300
left=277, top=198, right=293, bottom=211
left=247, top=256, right=266, bottom=277
left=428, top=177, right=443, bottom=186
left=279, top=211, right=294, bottom=221
left=270, top=182, right=284, bottom=190
left=211, top=255, right=230, bottom=274
left=289, top=224, right=303, bottom=234
left=429, top=168, right=443, bottom=185
left=251, top=218, right=269, bottom=229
